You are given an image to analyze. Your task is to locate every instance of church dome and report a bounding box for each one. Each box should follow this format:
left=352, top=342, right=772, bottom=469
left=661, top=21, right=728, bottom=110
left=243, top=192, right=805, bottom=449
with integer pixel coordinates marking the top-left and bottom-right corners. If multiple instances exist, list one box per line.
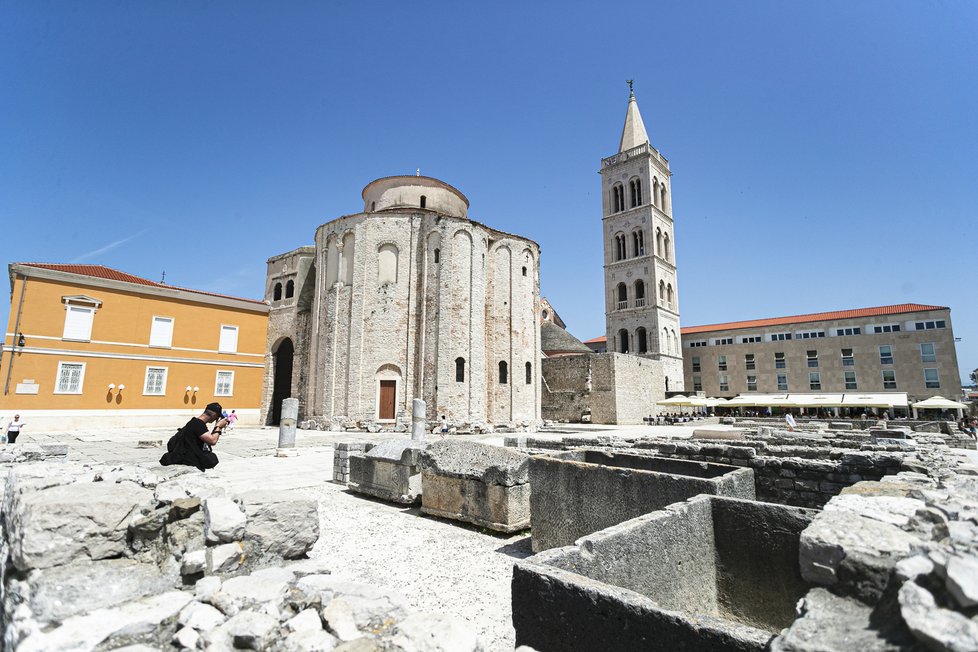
left=362, top=175, right=469, bottom=218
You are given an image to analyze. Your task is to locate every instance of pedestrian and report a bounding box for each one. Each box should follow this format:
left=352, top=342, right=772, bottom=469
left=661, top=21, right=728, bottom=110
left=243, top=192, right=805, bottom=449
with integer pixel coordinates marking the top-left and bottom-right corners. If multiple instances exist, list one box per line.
left=159, top=402, right=227, bottom=471
left=227, top=409, right=238, bottom=431
left=4, top=415, right=24, bottom=443
left=440, top=415, right=448, bottom=433
left=784, top=411, right=797, bottom=432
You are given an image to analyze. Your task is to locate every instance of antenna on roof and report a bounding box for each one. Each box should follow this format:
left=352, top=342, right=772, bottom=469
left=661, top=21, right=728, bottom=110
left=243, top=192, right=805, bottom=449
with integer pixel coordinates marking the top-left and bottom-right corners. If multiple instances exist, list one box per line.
left=160, top=271, right=166, bottom=283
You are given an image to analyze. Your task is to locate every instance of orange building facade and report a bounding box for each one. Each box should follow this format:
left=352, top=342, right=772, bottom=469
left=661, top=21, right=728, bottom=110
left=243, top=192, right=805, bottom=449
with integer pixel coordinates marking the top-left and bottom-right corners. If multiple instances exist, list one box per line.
left=0, top=264, right=269, bottom=429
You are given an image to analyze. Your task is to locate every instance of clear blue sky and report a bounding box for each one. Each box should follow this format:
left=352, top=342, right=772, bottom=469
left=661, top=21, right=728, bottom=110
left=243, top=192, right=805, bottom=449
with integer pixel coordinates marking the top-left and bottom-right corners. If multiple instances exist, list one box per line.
left=1, top=1, right=976, bottom=383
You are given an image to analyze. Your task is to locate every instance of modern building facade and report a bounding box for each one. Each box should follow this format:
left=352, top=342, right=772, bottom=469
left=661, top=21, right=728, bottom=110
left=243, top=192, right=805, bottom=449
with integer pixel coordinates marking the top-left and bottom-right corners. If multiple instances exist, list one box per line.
left=680, top=303, right=961, bottom=402
left=262, top=175, right=542, bottom=429
left=1, top=263, right=269, bottom=428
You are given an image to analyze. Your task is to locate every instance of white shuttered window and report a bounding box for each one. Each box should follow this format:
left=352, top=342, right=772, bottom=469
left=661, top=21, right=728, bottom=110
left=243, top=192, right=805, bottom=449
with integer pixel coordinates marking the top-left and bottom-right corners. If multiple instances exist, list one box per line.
left=218, top=325, right=238, bottom=353
left=215, top=370, right=234, bottom=396
left=144, top=367, right=167, bottom=395
left=55, top=362, right=86, bottom=394
left=149, top=317, right=174, bottom=347
left=63, top=306, right=94, bottom=341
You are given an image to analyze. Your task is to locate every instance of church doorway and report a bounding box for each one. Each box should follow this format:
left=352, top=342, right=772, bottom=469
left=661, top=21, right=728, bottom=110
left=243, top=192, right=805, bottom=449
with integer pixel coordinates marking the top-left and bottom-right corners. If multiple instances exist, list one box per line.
left=270, top=338, right=294, bottom=425
left=378, top=381, right=396, bottom=420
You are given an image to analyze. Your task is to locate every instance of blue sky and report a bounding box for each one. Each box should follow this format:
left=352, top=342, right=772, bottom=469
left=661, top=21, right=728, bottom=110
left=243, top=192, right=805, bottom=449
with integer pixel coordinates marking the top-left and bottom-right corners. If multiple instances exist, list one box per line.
left=1, top=1, right=976, bottom=383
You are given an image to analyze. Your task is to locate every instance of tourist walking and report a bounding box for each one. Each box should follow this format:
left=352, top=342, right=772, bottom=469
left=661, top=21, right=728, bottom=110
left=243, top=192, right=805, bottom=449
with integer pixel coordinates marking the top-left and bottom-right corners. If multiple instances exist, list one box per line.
left=227, top=409, right=238, bottom=431
left=4, top=415, right=24, bottom=443
left=784, top=411, right=797, bottom=432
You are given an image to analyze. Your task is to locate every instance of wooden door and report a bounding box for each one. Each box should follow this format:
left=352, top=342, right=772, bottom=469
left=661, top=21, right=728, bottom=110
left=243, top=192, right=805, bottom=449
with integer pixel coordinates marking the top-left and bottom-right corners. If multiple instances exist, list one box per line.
left=378, top=380, right=396, bottom=420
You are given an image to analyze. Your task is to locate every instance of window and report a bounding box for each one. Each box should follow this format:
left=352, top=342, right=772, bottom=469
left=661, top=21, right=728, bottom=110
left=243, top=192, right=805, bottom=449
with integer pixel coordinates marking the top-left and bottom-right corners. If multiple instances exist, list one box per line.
left=844, top=371, right=857, bottom=390
left=632, top=230, right=645, bottom=257
left=745, top=353, right=755, bottom=370
left=836, top=327, right=861, bottom=336
left=873, top=324, right=901, bottom=334
left=215, top=370, right=234, bottom=396
left=420, top=195, right=427, bottom=208
left=612, top=184, right=625, bottom=213
left=924, top=368, right=940, bottom=389
left=455, top=357, right=465, bottom=382
left=693, top=376, right=702, bottom=392
left=841, top=348, right=854, bottom=366
left=63, top=305, right=95, bottom=341
left=498, top=361, right=508, bottom=384
left=525, top=362, right=532, bottom=384
left=629, top=178, right=643, bottom=207
left=775, top=352, right=786, bottom=369
left=144, top=367, right=168, bottom=395
left=616, top=283, right=628, bottom=310
left=920, top=343, right=936, bottom=363
left=807, top=350, right=818, bottom=368
left=691, top=356, right=701, bottom=373
left=719, top=375, right=729, bottom=392
left=149, top=316, right=174, bottom=348
left=879, top=345, right=893, bottom=365
left=798, top=331, right=826, bottom=339
left=219, top=325, right=239, bottom=353
left=714, top=337, right=733, bottom=346
left=521, top=266, right=527, bottom=277
left=747, top=375, right=757, bottom=391
left=809, top=372, right=821, bottom=390
left=915, top=320, right=946, bottom=330
left=55, top=362, right=85, bottom=394
left=882, top=370, right=897, bottom=389
left=634, top=280, right=646, bottom=307
left=618, top=329, right=629, bottom=353
left=273, top=283, right=282, bottom=301
left=285, top=279, right=295, bottom=298
left=771, top=333, right=792, bottom=341
left=717, top=355, right=727, bottom=371
left=777, top=374, right=788, bottom=391
left=433, top=248, right=440, bottom=264
left=741, top=335, right=762, bottom=343
left=636, top=327, right=648, bottom=354
left=688, top=341, right=707, bottom=348
left=378, top=243, right=399, bottom=284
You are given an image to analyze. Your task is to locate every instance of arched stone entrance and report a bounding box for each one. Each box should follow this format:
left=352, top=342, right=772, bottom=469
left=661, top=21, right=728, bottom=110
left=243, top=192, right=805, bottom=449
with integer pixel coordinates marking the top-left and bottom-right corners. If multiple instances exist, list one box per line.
left=270, top=338, right=294, bottom=425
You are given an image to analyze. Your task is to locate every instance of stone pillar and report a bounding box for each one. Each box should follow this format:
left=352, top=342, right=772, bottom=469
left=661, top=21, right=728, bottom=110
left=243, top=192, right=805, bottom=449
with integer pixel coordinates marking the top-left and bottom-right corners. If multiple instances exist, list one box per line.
left=411, top=398, right=426, bottom=441
left=276, top=398, right=299, bottom=457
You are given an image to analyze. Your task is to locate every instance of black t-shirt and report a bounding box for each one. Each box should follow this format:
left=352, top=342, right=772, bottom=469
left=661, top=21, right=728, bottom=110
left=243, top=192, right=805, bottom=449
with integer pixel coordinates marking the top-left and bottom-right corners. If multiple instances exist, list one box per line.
left=160, top=417, right=218, bottom=470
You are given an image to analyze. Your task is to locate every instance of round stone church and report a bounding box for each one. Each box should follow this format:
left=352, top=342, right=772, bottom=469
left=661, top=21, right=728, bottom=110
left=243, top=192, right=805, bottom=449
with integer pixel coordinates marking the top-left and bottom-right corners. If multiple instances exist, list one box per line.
left=261, top=175, right=542, bottom=431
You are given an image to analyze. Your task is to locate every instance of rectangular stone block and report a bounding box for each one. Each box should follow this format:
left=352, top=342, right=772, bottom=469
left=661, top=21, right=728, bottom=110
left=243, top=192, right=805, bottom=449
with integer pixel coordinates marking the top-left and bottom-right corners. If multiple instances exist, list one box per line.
left=420, top=471, right=530, bottom=533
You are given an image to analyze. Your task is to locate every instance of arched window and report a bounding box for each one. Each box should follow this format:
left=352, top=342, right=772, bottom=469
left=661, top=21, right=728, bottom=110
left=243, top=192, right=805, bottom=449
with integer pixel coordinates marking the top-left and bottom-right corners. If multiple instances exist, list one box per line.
left=525, top=361, right=532, bottom=384
left=635, top=178, right=642, bottom=205
left=612, top=184, right=625, bottom=213
left=663, top=234, right=670, bottom=262
left=434, top=248, right=440, bottom=264
left=667, top=283, right=674, bottom=306
left=629, top=180, right=637, bottom=208
left=635, top=279, right=645, bottom=306
left=663, top=327, right=669, bottom=353
left=273, top=283, right=282, bottom=301
left=661, top=187, right=668, bottom=213
left=653, top=177, right=660, bottom=207
left=455, top=357, right=465, bottom=382
left=371, top=201, right=376, bottom=211
left=614, top=234, right=626, bottom=261
left=618, top=328, right=630, bottom=353
left=616, top=282, right=627, bottom=309
left=637, top=327, right=648, bottom=353
left=285, top=279, right=295, bottom=298
left=522, top=266, right=527, bottom=277
left=498, top=361, right=508, bottom=384
left=378, top=243, right=399, bottom=284
left=341, top=233, right=355, bottom=286
left=659, top=280, right=666, bottom=301
left=671, top=329, right=678, bottom=355
left=632, top=230, right=644, bottom=256
left=656, top=228, right=663, bottom=258
left=420, top=195, right=427, bottom=209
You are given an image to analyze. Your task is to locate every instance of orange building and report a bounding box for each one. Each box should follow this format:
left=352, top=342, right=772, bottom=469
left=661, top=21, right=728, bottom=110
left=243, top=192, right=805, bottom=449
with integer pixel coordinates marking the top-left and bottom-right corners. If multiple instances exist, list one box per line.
left=1, top=263, right=269, bottom=429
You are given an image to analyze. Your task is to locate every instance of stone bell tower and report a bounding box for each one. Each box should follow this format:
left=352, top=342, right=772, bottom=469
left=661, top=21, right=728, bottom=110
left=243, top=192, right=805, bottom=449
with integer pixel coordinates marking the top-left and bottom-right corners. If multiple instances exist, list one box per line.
left=599, top=83, right=684, bottom=390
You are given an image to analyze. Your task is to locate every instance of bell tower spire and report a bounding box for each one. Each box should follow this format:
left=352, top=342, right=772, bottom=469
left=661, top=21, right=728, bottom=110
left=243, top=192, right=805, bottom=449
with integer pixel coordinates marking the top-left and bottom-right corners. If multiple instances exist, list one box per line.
left=618, top=81, right=650, bottom=153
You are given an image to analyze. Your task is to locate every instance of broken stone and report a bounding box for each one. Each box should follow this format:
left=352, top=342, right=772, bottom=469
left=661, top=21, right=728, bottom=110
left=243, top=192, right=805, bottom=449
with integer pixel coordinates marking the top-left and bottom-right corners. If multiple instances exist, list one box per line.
left=181, top=549, right=206, bottom=576
left=173, top=625, right=200, bottom=649
left=822, top=494, right=926, bottom=527
left=178, top=600, right=226, bottom=631
left=895, top=555, right=935, bottom=582
left=390, top=612, right=483, bottom=651
left=240, top=490, right=320, bottom=560
left=287, top=608, right=324, bottom=633
left=420, top=440, right=530, bottom=486
left=209, top=541, right=245, bottom=573
left=322, top=598, right=361, bottom=641
left=227, top=609, right=279, bottom=650
left=204, top=496, right=247, bottom=544
left=947, top=555, right=978, bottom=609
left=194, top=575, right=222, bottom=600
left=899, top=581, right=978, bottom=652
left=220, top=566, right=295, bottom=607
left=284, top=629, right=340, bottom=651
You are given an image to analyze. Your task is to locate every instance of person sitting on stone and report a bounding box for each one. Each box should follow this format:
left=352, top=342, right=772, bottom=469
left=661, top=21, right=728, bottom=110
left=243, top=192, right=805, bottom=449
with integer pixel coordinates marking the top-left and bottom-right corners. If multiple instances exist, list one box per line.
left=160, top=402, right=227, bottom=471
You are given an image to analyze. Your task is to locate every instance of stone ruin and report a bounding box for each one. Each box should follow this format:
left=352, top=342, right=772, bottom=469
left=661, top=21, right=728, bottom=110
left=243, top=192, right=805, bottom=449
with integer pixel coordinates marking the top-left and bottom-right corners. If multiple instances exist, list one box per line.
left=348, top=439, right=426, bottom=505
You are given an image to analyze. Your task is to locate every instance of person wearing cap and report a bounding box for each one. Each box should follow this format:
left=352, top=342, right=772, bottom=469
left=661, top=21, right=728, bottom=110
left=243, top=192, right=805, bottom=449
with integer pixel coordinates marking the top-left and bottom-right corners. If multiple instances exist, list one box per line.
left=159, top=402, right=228, bottom=471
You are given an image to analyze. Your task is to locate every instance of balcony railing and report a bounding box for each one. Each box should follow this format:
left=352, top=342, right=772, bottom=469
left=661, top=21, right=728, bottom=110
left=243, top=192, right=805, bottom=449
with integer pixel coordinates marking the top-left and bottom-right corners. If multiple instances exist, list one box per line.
left=616, top=300, right=628, bottom=310
left=635, top=297, right=646, bottom=307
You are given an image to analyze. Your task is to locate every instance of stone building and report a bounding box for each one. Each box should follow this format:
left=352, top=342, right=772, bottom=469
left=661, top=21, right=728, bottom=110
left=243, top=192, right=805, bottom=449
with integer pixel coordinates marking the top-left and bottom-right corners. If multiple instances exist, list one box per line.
left=261, top=175, right=542, bottom=430
left=681, top=303, right=962, bottom=402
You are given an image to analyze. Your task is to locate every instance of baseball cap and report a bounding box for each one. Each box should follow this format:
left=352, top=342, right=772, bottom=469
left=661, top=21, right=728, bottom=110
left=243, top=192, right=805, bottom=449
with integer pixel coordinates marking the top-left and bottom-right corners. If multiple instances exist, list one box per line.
left=205, top=402, right=223, bottom=418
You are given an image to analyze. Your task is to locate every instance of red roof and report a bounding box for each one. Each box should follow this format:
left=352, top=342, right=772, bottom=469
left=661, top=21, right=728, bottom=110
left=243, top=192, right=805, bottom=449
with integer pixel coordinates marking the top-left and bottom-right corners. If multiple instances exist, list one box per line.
left=586, top=303, right=949, bottom=342
left=15, top=263, right=266, bottom=306
left=682, top=303, right=948, bottom=335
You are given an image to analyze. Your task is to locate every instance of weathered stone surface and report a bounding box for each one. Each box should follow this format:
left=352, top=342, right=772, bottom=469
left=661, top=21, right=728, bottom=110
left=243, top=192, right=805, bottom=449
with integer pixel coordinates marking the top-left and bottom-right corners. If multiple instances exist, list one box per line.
left=241, top=490, right=320, bottom=559
left=204, top=496, right=247, bottom=543
left=421, top=471, right=530, bottom=533
left=210, top=541, right=245, bottom=573
left=166, top=510, right=206, bottom=555
left=899, top=581, right=978, bottom=652
left=323, top=598, right=361, bottom=641
left=691, top=428, right=746, bottom=440
left=283, top=629, right=340, bottom=651
left=349, top=440, right=426, bottom=505
left=181, top=549, right=207, bottom=575
left=27, top=558, right=177, bottom=623
left=8, top=481, right=154, bottom=571
left=220, top=566, right=294, bottom=607
left=287, top=608, right=324, bottom=633
left=822, top=494, right=926, bottom=527
left=420, top=441, right=530, bottom=486
left=173, top=625, right=200, bottom=649
left=227, top=609, right=279, bottom=650
left=178, top=600, right=226, bottom=631
left=946, top=555, right=978, bottom=608
left=390, top=612, right=484, bottom=651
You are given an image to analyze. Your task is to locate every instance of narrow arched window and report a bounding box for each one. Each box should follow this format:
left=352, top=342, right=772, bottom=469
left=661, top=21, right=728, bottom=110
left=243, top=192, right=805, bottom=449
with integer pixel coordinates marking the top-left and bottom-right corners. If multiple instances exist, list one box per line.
left=637, top=327, right=648, bottom=353
left=617, top=282, right=627, bottom=304
left=499, top=361, right=508, bottom=384
left=371, top=201, right=376, bottom=211
left=635, top=178, right=642, bottom=205
left=434, top=248, right=440, bottom=264
left=618, top=329, right=629, bottom=353
left=420, top=195, right=427, bottom=208
left=525, top=361, right=532, bottom=384
left=455, top=357, right=465, bottom=382
left=663, top=234, right=671, bottom=262
left=661, top=187, right=667, bottom=212
left=522, top=266, right=527, bottom=277
left=629, top=180, right=637, bottom=208
left=659, top=280, right=666, bottom=300
left=656, top=228, right=662, bottom=258
left=378, top=243, right=399, bottom=284
left=653, top=177, right=660, bottom=207
left=667, top=283, right=674, bottom=305
left=635, top=279, right=645, bottom=300
left=273, top=283, right=282, bottom=301
left=285, top=280, right=295, bottom=298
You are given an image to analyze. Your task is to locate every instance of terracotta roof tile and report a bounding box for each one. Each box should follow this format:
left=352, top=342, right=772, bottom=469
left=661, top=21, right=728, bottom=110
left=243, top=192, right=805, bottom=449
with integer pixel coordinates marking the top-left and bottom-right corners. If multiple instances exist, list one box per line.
left=16, top=263, right=266, bottom=306
left=583, top=336, right=607, bottom=344
left=681, top=303, right=948, bottom=335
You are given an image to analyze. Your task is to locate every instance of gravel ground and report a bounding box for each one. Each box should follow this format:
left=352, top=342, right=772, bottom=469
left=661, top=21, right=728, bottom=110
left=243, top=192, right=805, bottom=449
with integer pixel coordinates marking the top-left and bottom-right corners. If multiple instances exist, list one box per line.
left=304, top=480, right=531, bottom=652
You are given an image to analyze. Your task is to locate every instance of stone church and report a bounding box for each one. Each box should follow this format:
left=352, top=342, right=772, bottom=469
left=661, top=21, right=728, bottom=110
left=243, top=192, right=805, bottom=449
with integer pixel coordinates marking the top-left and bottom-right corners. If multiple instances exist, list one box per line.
left=261, top=175, right=542, bottom=430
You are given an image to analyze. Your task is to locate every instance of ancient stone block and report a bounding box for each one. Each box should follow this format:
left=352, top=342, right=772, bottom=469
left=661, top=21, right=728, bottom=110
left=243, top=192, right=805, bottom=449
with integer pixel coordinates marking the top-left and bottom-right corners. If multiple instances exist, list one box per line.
left=348, top=439, right=426, bottom=505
